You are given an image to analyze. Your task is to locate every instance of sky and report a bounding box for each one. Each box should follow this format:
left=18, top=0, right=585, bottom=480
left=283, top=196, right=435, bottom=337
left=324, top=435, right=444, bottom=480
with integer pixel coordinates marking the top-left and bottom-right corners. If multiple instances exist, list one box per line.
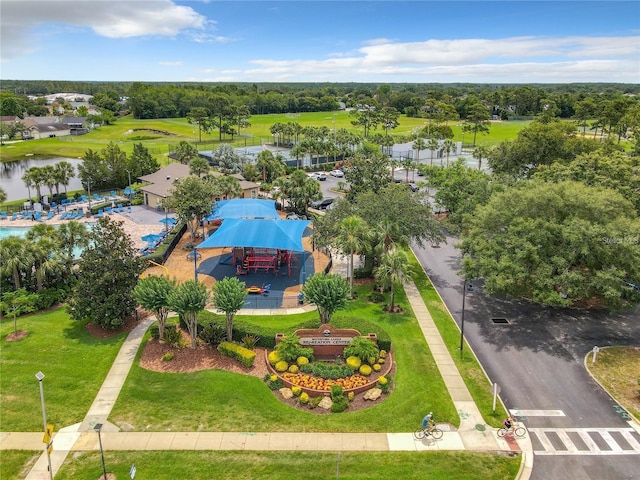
left=1, top=0, right=639, bottom=84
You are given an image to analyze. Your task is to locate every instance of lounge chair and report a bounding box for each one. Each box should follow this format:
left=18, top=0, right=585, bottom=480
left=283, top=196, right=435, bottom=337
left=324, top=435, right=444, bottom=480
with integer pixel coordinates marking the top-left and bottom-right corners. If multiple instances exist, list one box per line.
left=10, top=212, right=18, bottom=221
left=68, top=211, right=77, bottom=220
left=1, top=211, right=7, bottom=220
left=262, top=284, right=271, bottom=296
left=45, top=211, right=54, bottom=221
left=80, top=195, right=88, bottom=203
left=105, top=206, right=113, bottom=215
left=34, top=211, right=43, bottom=221
left=94, top=209, right=104, bottom=218
left=116, top=204, right=124, bottom=213
left=110, top=190, right=117, bottom=199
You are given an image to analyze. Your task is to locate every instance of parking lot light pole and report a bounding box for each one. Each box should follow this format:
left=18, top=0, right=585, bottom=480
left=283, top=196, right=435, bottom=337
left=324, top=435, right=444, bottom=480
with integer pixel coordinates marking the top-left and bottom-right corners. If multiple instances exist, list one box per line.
left=35, top=371, right=53, bottom=480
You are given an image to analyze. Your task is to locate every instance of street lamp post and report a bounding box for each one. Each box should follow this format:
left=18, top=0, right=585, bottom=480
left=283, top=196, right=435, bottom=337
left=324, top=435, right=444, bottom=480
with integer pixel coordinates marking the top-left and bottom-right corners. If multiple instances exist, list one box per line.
left=94, top=423, right=108, bottom=480
left=87, top=179, right=92, bottom=211
left=126, top=169, right=132, bottom=203
left=459, top=280, right=473, bottom=355
left=35, top=371, right=53, bottom=480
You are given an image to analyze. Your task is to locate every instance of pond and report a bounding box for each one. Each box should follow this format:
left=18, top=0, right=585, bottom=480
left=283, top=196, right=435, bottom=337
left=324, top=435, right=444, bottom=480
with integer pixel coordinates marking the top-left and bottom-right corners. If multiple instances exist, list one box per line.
left=0, top=157, right=84, bottom=202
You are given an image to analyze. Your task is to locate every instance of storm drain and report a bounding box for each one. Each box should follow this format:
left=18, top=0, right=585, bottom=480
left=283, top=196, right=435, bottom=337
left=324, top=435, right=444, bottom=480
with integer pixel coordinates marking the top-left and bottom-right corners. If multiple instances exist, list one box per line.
left=491, top=318, right=510, bottom=324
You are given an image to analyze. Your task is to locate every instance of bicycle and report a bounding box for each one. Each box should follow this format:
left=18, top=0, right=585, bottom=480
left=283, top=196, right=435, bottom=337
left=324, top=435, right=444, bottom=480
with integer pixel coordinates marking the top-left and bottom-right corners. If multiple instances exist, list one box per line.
left=414, top=426, right=443, bottom=440
left=497, top=425, right=526, bottom=438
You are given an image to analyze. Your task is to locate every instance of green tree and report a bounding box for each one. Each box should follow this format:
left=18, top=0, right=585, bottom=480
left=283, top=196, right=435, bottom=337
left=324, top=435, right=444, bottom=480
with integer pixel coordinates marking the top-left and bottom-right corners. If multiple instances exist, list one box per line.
left=173, top=141, right=199, bottom=165
left=472, top=146, right=490, bottom=170
left=412, top=137, right=427, bottom=165
left=0, top=289, right=38, bottom=336
left=67, top=217, right=145, bottom=329
left=343, top=151, right=390, bottom=200
left=166, top=176, right=215, bottom=240
left=0, top=187, right=6, bottom=204
left=188, top=157, right=210, bottom=177
left=0, top=236, right=32, bottom=290
left=187, top=107, right=211, bottom=142
left=168, top=280, right=209, bottom=348
left=134, top=276, right=177, bottom=341
left=128, top=143, right=160, bottom=178
left=301, top=273, right=350, bottom=324
left=53, top=161, right=75, bottom=196
left=211, top=277, right=247, bottom=342
left=375, top=250, right=413, bottom=312
left=460, top=181, right=640, bottom=310
left=255, top=150, right=286, bottom=184
left=336, top=215, right=370, bottom=298
left=462, top=101, right=491, bottom=146
left=214, top=175, right=242, bottom=200
left=277, top=169, right=321, bottom=215
left=210, top=144, right=244, bottom=173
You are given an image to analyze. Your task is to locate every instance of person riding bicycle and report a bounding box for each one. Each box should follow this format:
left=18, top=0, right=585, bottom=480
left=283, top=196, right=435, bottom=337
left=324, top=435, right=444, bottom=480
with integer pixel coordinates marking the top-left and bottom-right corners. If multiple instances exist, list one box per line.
left=422, top=412, right=435, bottom=433
left=503, top=414, right=515, bottom=432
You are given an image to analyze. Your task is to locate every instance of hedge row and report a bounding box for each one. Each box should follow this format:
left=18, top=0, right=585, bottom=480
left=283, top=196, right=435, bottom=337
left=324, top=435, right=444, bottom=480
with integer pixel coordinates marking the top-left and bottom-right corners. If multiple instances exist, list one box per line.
left=196, top=311, right=392, bottom=352
left=217, top=341, right=256, bottom=368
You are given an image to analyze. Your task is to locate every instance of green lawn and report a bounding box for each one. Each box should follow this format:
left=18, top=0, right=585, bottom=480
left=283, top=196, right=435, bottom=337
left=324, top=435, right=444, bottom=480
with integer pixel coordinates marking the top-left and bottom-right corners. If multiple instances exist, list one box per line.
left=0, top=308, right=128, bottom=431
left=110, top=283, right=458, bottom=432
left=408, top=251, right=507, bottom=427
left=0, top=450, right=39, bottom=480
left=55, top=451, right=521, bottom=480
left=0, top=112, right=529, bottom=164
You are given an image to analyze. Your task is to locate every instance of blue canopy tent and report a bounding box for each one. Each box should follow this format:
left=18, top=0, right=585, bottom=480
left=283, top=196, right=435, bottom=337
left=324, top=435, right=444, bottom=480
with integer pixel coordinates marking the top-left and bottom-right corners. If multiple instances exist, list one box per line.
left=196, top=218, right=311, bottom=281
left=205, top=199, right=279, bottom=221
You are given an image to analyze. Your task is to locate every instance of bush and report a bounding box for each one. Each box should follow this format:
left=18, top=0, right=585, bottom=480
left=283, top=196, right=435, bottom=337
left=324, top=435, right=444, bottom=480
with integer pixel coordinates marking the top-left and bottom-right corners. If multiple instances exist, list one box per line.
left=275, top=360, right=289, bottom=372
left=343, top=336, right=379, bottom=362
left=299, top=392, right=309, bottom=404
left=268, top=350, right=281, bottom=366
left=163, top=325, right=183, bottom=347
left=263, top=373, right=283, bottom=390
left=276, top=334, right=314, bottom=363
left=162, top=352, right=174, bottom=361
left=198, top=322, right=226, bottom=346
left=330, top=384, right=344, bottom=401
left=347, top=391, right=355, bottom=401
left=330, top=397, right=349, bottom=413
left=299, top=361, right=354, bottom=380
left=241, top=334, right=260, bottom=350
left=288, top=364, right=299, bottom=373
left=217, top=341, right=257, bottom=368
left=332, top=316, right=392, bottom=352
left=297, top=356, right=309, bottom=366
left=372, top=363, right=382, bottom=372
left=379, top=350, right=387, bottom=358
left=359, top=365, right=372, bottom=376
left=345, top=356, right=362, bottom=369
left=378, top=375, right=392, bottom=393
left=35, top=288, right=69, bottom=310
left=367, top=291, right=385, bottom=303
left=291, top=386, right=302, bottom=397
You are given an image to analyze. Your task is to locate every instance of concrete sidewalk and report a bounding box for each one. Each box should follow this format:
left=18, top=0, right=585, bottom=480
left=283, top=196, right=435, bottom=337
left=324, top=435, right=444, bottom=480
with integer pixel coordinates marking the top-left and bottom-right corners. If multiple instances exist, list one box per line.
left=1, top=256, right=530, bottom=479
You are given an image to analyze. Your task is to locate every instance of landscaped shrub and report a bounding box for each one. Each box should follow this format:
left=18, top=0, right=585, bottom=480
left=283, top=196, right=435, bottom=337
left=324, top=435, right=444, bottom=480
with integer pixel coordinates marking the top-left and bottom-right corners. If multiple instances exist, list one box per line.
left=372, top=363, right=382, bottom=372
left=288, top=364, right=299, bottom=373
left=291, top=386, right=302, bottom=397
left=343, top=336, right=379, bottom=363
left=330, top=384, right=344, bottom=401
left=359, top=365, right=372, bottom=376
left=162, top=352, right=174, bottom=361
left=275, top=360, right=289, bottom=372
left=163, top=325, right=183, bottom=347
left=217, top=341, right=256, bottom=368
left=299, top=392, right=309, bottom=404
left=198, top=322, right=226, bottom=346
left=345, top=356, right=362, bottom=369
left=264, top=374, right=283, bottom=390
left=377, top=375, right=392, bottom=393
left=331, top=316, right=391, bottom=352
left=299, top=361, right=354, bottom=380
left=276, top=334, right=314, bottom=363
left=331, top=397, right=349, bottom=413
left=268, top=350, right=281, bottom=366
left=379, top=350, right=387, bottom=358
left=296, top=356, right=309, bottom=366
left=35, top=288, right=69, bottom=310
left=241, top=334, right=260, bottom=350
left=347, top=391, right=355, bottom=401
left=149, top=324, right=160, bottom=339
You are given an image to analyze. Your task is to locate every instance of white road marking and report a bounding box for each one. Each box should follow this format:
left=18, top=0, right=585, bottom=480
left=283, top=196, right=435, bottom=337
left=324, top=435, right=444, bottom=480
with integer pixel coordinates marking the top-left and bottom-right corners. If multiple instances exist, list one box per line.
left=529, top=428, right=640, bottom=456
left=510, top=409, right=565, bottom=417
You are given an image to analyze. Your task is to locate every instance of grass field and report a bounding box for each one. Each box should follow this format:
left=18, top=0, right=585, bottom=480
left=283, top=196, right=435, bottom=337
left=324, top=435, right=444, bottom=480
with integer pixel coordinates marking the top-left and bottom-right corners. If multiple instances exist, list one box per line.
left=0, top=450, right=39, bottom=480
left=587, top=346, right=640, bottom=420
left=54, top=450, right=521, bottom=480
left=0, top=112, right=528, bottom=163
left=0, top=309, right=128, bottom=431
left=110, top=283, right=459, bottom=432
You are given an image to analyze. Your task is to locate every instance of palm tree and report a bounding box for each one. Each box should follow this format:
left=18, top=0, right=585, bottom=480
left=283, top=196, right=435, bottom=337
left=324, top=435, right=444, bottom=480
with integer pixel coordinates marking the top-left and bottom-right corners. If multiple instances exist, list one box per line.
left=41, top=165, right=56, bottom=200
left=216, top=175, right=242, bottom=200
left=57, top=221, right=90, bottom=260
left=189, top=157, right=210, bottom=177
left=472, top=146, right=490, bottom=170
left=442, top=139, right=455, bottom=167
left=0, top=237, right=33, bottom=290
left=54, top=161, right=75, bottom=196
left=28, top=238, right=62, bottom=292
left=401, top=157, right=414, bottom=183
left=21, top=171, right=35, bottom=203
left=375, top=249, right=413, bottom=312
left=0, top=187, right=6, bottom=204
left=427, top=138, right=439, bottom=167
left=336, top=215, right=370, bottom=298
left=25, top=167, right=45, bottom=201
left=412, top=137, right=427, bottom=165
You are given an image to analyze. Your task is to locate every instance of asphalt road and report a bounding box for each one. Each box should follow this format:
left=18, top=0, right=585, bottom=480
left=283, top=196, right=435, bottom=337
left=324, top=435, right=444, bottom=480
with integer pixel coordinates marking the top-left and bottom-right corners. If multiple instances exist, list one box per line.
left=411, top=233, right=640, bottom=480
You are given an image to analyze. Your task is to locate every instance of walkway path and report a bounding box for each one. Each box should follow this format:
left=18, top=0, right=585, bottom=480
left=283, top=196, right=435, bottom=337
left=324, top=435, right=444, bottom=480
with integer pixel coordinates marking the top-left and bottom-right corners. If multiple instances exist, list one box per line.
left=1, top=257, right=531, bottom=479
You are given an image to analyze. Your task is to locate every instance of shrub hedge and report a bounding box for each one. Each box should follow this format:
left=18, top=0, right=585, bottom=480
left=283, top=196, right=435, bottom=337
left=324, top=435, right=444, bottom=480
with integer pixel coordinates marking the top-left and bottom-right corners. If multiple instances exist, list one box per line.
left=217, top=341, right=256, bottom=368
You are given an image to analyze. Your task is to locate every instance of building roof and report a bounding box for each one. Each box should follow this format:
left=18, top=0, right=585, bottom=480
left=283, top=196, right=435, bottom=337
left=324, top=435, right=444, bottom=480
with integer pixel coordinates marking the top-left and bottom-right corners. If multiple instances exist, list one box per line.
left=138, top=163, right=190, bottom=198
left=31, top=123, right=70, bottom=133
left=206, top=199, right=278, bottom=221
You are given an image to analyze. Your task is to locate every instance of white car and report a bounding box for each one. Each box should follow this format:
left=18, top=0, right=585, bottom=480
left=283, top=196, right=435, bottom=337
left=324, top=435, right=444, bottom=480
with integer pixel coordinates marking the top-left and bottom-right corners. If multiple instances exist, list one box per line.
left=330, top=169, right=344, bottom=177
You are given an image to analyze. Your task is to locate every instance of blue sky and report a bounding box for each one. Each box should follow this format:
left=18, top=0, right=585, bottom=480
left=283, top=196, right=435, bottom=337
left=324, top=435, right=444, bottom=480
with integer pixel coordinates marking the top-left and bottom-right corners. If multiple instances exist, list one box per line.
left=1, top=1, right=639, bottom=83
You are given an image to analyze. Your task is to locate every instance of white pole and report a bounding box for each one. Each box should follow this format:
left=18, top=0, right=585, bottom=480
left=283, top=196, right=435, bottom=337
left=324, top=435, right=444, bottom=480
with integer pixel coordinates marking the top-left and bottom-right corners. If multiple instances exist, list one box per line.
left=492, top=382, right=498, bottom=412
left=36, top=372, right=53, bottom=480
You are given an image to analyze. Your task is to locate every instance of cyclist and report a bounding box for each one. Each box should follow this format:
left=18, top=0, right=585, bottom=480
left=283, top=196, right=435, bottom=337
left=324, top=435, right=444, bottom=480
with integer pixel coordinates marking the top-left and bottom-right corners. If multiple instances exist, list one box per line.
left=503, top=414, right=515, bottom=433
left=422, top=412, right=435, bottom=433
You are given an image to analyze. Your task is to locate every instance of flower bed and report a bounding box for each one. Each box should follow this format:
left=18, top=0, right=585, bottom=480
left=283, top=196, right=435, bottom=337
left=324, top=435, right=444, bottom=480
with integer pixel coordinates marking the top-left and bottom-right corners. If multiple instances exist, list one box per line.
left=264, top=350, right=393, bottom=397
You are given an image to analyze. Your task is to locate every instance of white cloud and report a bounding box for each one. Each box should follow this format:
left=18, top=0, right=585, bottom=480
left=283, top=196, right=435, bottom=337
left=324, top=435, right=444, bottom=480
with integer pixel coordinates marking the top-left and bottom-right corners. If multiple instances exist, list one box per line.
left=0, top=0, right=208, bottom=61
left=159, top=61, right=183, bottom=67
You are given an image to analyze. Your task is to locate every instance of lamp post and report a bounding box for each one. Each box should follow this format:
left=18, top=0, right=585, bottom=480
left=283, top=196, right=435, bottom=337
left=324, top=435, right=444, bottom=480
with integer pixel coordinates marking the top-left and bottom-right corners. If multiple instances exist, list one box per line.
left=35, top=371, right=53, bottom=480
left=126, top=169, right=132, bottom=203
left=87, top=179, right=92, bottom=211
left=94, top=423, right=108, bottom=480
left=164, top=175, right=171, bottom=232
left=459, top=280, right=473, bottom=356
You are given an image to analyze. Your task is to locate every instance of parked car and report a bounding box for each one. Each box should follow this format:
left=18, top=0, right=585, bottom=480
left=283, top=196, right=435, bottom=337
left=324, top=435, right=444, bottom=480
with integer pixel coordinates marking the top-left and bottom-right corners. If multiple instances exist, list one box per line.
left=408, top=183, right=419, bottom=192
left=310, top=198, right=334, bottom=210
left=330, top=169, right=344, bottom=177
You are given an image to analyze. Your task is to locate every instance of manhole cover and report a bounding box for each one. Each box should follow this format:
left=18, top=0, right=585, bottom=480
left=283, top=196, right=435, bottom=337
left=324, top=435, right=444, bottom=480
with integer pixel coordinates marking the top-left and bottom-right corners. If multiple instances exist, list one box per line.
left=475, top=424, right=487, bottom=432
left=491, top=318, right=509, bottom=324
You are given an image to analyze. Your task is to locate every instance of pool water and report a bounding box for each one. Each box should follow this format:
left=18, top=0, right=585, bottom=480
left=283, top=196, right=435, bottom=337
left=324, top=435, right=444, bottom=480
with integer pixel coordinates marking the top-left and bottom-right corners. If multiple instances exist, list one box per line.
left=0, top=224, right=95, bottom=258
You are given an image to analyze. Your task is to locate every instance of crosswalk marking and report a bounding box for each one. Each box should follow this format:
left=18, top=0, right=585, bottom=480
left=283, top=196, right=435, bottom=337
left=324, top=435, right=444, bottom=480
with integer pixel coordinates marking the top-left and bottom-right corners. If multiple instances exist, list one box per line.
left=529, top=428, right=640, bottom=456
left=510, top=409, right=565, bottom=417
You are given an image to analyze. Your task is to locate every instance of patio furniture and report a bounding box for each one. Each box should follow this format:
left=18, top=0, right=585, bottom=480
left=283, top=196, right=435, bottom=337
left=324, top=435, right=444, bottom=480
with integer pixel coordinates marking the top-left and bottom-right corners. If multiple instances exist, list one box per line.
left=1, top=211, right=7, bottom=220
left=45, top=211, right=54, bottom=221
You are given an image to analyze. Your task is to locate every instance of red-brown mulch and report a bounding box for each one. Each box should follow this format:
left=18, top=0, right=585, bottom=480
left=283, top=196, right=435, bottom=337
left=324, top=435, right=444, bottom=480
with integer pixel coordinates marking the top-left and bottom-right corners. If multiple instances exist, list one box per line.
left=5, top=330, right=28, bottom=342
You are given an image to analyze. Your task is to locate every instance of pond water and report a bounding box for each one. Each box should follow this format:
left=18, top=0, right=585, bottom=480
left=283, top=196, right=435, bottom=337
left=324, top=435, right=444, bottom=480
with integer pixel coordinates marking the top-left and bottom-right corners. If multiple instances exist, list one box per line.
left=1, top=157, right=84, bottom=202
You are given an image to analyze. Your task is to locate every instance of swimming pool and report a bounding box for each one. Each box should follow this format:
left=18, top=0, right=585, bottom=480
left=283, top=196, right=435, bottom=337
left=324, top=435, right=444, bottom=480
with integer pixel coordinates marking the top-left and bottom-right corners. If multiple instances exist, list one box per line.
left=0, top=224, right=95, bottom=257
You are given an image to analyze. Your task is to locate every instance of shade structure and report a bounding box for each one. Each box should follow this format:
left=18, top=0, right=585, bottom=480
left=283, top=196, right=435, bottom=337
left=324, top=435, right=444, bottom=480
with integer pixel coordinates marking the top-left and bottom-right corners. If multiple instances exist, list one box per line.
left=205, top=199, right=279, bottom=221
left=159, top=217, right=177, bottom=225
left=196, top=218, right=310, bottom=252
left=124, top=187, right=136, bottom=195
